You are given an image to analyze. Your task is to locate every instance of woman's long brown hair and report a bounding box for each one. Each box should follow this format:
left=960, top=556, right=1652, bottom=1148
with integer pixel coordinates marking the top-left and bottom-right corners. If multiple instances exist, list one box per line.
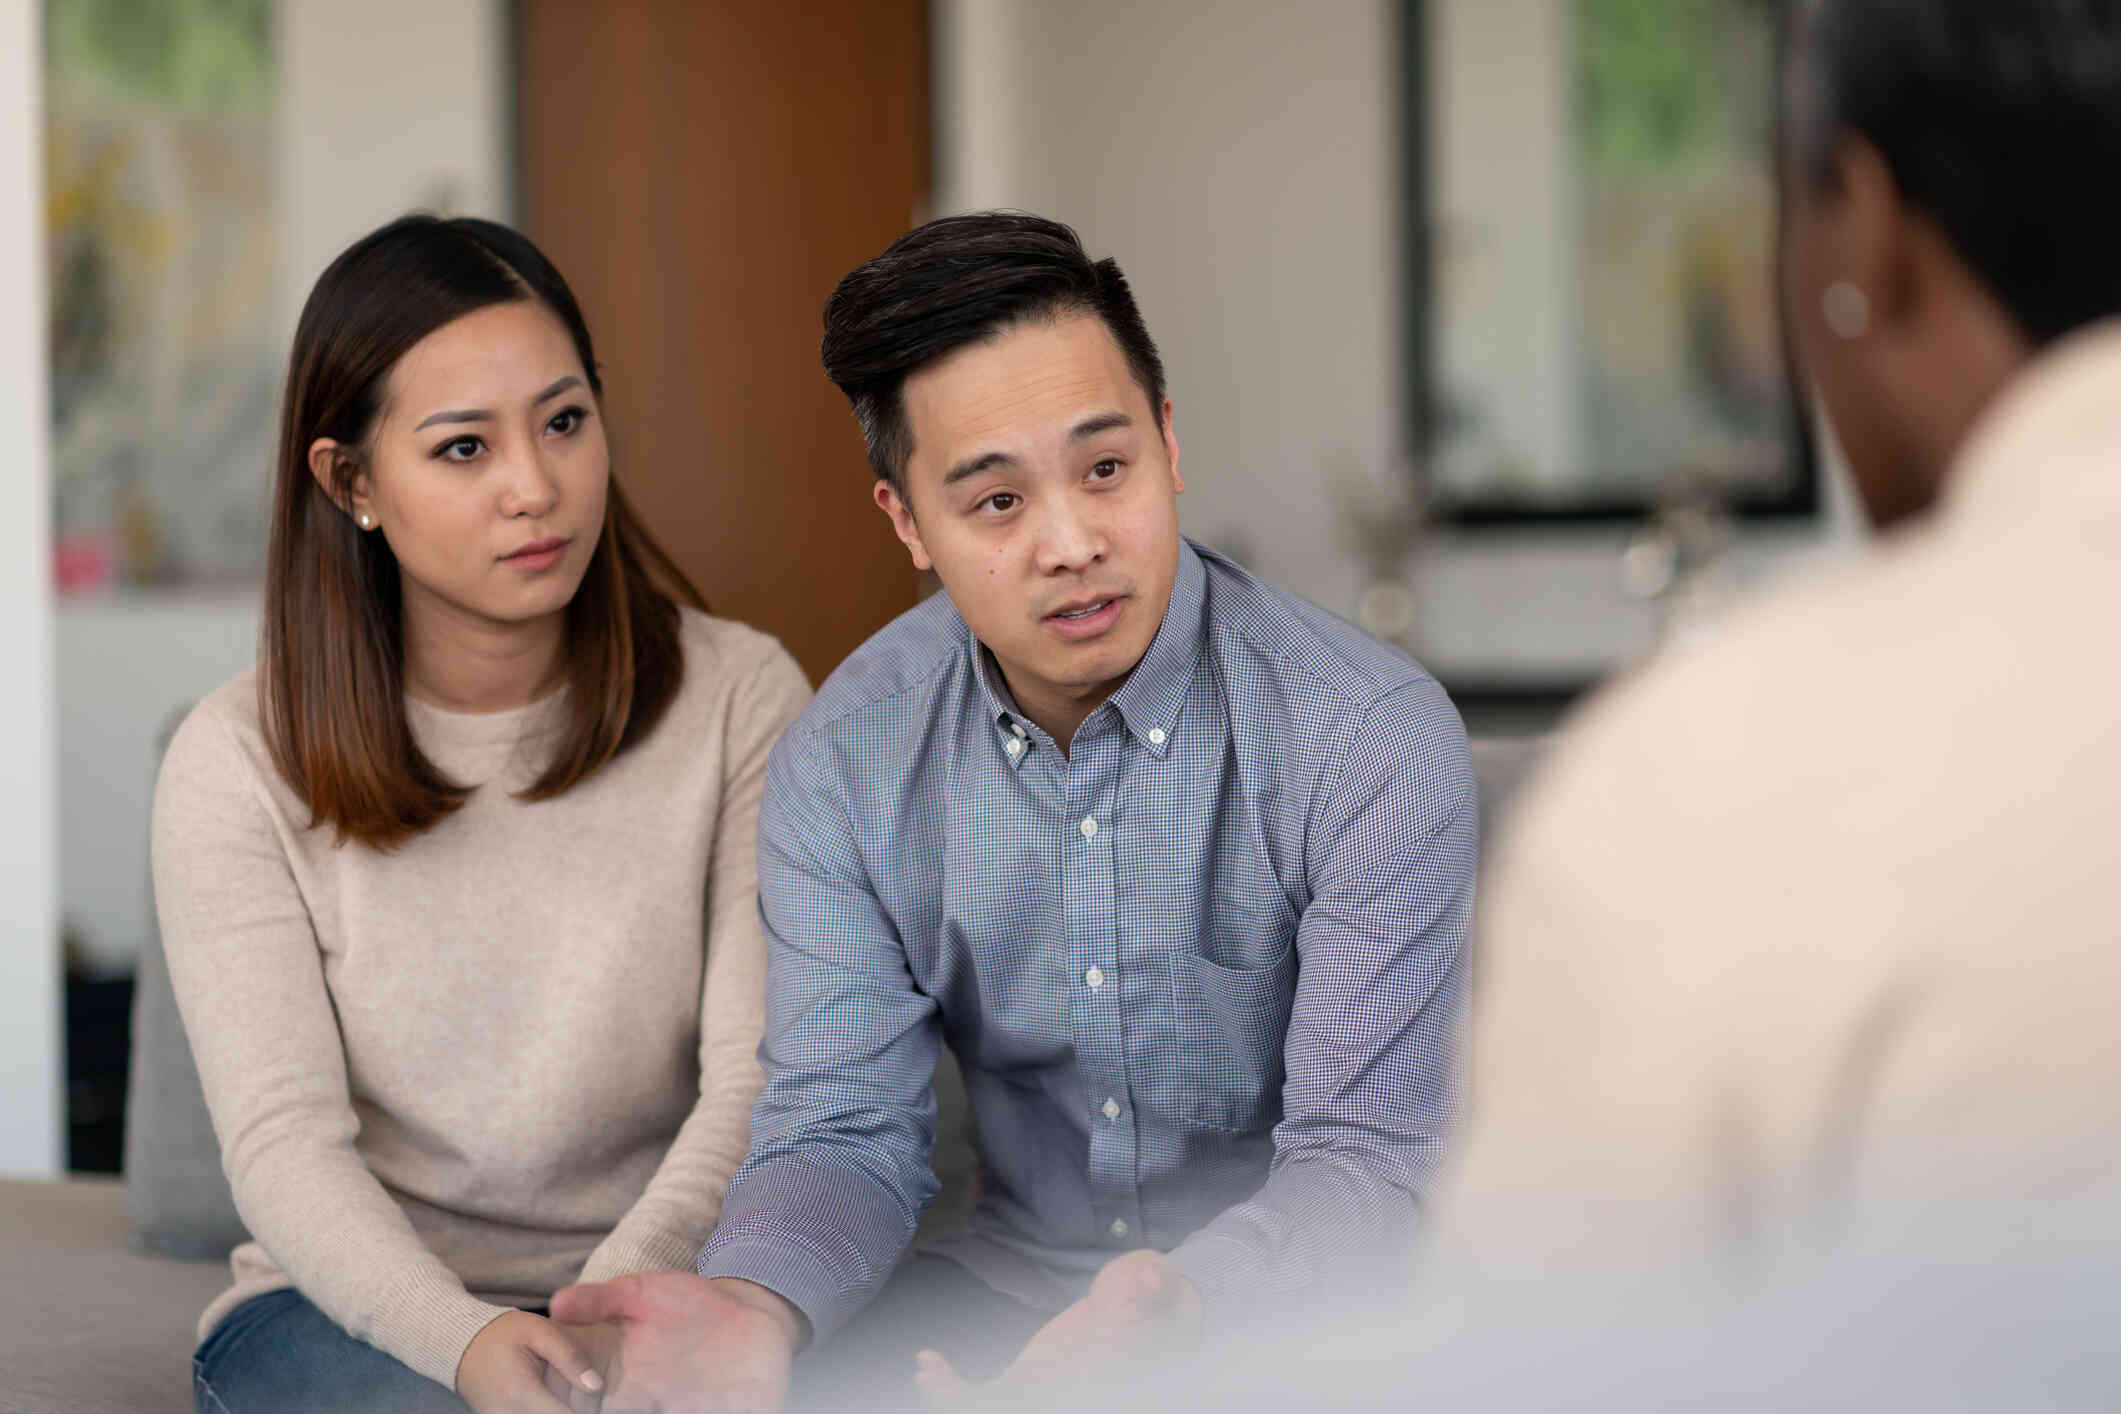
left=261, top=215, right=704, bottom=850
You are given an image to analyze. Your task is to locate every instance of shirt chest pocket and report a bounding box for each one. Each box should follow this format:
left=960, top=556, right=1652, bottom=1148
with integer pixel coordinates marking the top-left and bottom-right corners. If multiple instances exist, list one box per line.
left=1158, top=932, right=1298, bottom=1134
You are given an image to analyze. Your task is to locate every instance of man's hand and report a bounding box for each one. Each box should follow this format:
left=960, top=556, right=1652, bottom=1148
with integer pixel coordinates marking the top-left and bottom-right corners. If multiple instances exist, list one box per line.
left=912, top=1250, right=1203, bottom=1409
left=456, top=1309, right=605, bottom=1413
left=550, top=1271, right=805, bottom=1414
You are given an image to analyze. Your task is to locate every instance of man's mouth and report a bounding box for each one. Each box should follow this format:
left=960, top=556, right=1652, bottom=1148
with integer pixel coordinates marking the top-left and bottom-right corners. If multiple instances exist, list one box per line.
left=1042, top=594, right=1127, bottom=639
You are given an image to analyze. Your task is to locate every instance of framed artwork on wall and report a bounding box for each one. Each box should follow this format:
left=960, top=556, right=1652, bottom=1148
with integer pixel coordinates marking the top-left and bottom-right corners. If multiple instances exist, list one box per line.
left=1406, top=0, right=1816, bottom=524
left=45, top=0, right=279, bottom=591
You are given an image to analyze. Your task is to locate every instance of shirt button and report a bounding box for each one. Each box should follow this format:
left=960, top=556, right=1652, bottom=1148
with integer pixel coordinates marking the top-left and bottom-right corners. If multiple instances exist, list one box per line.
left=1084, top=965, right=1104, bottom=990
left=1005, top=738, right=1022, bottom=756
left=1079, top=816, right=1098, bottom=839
left=1110, top=1219, right=1129, bottom=1239
left=1102, top=1097, right=1121, bottom=1121
left=1148, top=728, right=1166, bottom=746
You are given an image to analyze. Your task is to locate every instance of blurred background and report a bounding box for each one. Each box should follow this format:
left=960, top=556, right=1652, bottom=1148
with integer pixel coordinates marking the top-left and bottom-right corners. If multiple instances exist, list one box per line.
left=1, top=0, right=1865, bottom=1179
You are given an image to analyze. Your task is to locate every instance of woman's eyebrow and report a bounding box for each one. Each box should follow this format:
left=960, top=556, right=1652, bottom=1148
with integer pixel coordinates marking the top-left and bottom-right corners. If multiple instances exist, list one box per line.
left=413, top=375, right=584, bottom=431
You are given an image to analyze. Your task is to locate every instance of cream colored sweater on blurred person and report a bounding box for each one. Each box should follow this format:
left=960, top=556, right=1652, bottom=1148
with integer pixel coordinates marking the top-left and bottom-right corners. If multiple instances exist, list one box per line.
left=1435, top=321, right=2121, bottom=1298
left=151, top=609, right=811, bottom=1390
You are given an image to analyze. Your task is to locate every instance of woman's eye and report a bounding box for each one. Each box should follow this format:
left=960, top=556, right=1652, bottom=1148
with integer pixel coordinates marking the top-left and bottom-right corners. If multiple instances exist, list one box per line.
left=547, top=407, right=583, bottom=436
left=436, top=436, right=483, bottom=462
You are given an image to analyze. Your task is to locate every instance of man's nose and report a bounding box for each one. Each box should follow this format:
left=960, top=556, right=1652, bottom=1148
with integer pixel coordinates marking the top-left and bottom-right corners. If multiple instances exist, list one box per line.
left=1033, top=494, right=1106, bottom=575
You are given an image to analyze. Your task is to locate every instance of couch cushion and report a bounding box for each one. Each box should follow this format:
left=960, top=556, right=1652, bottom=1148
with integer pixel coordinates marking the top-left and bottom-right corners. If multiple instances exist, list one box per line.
left=123, top=905, right=248, bottom=1259
left=0, top=1177, right=228, bottom=1413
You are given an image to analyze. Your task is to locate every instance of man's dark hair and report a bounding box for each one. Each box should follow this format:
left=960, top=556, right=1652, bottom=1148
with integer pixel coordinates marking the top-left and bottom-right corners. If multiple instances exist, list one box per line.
left=1789, top=0, right=2121, bottom=345
left=821, top=211, right=1168, bottom=487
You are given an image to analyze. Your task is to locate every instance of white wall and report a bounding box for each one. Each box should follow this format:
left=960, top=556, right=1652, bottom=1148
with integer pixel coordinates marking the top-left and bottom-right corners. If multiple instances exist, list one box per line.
left=55, top=0, right=515, bottom=977
left=1, top=0, right=61, bottom=1177
left=275, top=0, right=513, bottom=338
left=933, top=0, right=1861, bottom=685
left=936, top=0, right=1406, bottom=624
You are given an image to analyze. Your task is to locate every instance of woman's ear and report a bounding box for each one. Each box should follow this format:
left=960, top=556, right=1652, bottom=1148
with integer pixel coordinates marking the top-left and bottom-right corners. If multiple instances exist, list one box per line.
left=308, top=437, right=376, bottom=528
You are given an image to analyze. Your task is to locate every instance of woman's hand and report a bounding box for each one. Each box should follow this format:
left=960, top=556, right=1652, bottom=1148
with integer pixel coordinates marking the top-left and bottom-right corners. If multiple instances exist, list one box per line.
left=457, top=1309, right=606, bottom=1413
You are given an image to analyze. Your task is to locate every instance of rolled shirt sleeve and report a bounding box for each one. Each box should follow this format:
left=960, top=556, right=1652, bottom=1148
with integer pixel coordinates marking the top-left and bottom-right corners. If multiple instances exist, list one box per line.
left=1172, top=679, right=1475, bottom=1326
left=698, top=725, right=943, bottom=1341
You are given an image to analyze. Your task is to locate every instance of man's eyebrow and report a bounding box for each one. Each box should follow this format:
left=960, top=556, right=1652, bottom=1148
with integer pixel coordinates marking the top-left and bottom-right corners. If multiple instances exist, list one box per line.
left=1069, top=412, right=1132, bottom=441
left=412, top=376, right=585, bottom=432
left=940, top=412, right=1136, bottom=486
left=943, top=450, right=1018, bottom=486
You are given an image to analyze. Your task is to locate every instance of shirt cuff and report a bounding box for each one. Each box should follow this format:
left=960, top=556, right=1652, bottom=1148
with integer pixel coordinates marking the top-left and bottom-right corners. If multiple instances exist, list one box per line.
left=1170, top=1229, right=1269, bottom=1332
left=1170, top=1153, right=1427, bottom=1337
left=696, top=1159, right=916, bottom=1343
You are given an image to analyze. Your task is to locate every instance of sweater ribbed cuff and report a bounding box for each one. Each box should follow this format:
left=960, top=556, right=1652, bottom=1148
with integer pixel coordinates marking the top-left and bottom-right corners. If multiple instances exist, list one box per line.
left=578, top=1222, right=712, bottom=1285
left=365, top=1281, right=516, bottom=1392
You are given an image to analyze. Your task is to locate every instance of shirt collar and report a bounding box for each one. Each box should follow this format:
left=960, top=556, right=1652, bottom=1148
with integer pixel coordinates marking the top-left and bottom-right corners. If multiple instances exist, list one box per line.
left=974, top=648, right=1039, bottom=770
left=1105, top=539, right=1207, bottom=758
left=969, top=539, right=1209, bottom=766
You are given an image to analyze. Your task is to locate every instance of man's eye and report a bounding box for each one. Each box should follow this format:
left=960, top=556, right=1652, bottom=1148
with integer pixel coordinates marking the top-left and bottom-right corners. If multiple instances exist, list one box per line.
left=1089, top=459, right=1122, bottom=480
left=983, top=492, right=1020, bottom=513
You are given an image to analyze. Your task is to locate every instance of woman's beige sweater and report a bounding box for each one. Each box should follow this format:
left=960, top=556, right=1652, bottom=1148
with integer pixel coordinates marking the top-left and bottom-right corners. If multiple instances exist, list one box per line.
left=150, top=609, right=810, bottom=1388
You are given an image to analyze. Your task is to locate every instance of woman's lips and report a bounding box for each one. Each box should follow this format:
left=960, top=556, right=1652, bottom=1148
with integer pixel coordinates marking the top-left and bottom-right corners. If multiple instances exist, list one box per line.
left=501, top=537, right=569, bottom=573
left=1043, top=595, right=1125, bottom=640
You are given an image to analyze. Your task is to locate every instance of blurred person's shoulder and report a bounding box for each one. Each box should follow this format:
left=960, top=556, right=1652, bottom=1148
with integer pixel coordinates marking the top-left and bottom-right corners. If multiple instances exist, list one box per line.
left=1451, top=542, right=1984, bottom=1253
left=1503, top=526, right=1975, bottom=872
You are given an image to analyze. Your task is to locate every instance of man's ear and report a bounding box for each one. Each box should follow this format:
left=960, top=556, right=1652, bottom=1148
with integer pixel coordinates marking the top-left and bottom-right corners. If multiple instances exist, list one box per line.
left=873, top=478, right=934, bottom=572
left=308, top=437, right=375, bottom=527
left=1159, top=397, right=1183, bottom=495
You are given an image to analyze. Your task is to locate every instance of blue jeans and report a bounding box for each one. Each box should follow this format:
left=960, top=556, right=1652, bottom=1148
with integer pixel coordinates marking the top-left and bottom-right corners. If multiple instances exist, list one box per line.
left=194, top=1260, right=1040, bottom=1413
left=193, top=1288, right=472, bottom=1414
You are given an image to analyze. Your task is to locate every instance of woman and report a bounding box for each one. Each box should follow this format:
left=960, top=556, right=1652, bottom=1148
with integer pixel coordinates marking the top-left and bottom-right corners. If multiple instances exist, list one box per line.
left=1405, top=0, right=2121, bottom=1405
left=152, top=215, right=810, bottom=1413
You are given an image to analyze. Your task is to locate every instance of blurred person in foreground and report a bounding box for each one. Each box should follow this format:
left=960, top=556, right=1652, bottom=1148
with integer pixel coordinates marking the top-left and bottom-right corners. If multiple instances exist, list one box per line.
left=154, top=216, right=810, bottom=1413
left=1363, top=0, right=2121, bottom=1405
left=552, top=212, right=1477, bottom=1412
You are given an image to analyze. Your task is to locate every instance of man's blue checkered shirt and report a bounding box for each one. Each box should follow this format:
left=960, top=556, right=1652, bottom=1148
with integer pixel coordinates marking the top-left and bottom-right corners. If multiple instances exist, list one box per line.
left=699, top=540, right=1474, bottom=1338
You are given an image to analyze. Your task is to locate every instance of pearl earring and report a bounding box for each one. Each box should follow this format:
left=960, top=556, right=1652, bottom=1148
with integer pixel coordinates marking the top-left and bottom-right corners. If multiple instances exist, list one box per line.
left=357, top=512, right=374, bottom=529
left=1823, top=281, right=1871, bottom=340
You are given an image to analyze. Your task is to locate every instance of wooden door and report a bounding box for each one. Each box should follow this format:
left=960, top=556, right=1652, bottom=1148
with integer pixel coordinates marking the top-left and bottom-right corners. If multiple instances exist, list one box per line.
left=518, top=1, right=929, bottom=686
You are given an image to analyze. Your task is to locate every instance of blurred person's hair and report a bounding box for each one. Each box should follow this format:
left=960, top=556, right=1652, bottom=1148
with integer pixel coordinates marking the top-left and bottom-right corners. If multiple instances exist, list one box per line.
left=821, top=211, right=1168, bottom=488
left=262, top=214, right=704, bottom=850
left=1790, top=0, right=2121, bottom=344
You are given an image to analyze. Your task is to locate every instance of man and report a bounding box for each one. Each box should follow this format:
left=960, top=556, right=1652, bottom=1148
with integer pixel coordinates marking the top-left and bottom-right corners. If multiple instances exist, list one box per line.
left=556, top=213, right=1474, bottom=1410
left=1407, top=2, right=2121, bottom=1404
